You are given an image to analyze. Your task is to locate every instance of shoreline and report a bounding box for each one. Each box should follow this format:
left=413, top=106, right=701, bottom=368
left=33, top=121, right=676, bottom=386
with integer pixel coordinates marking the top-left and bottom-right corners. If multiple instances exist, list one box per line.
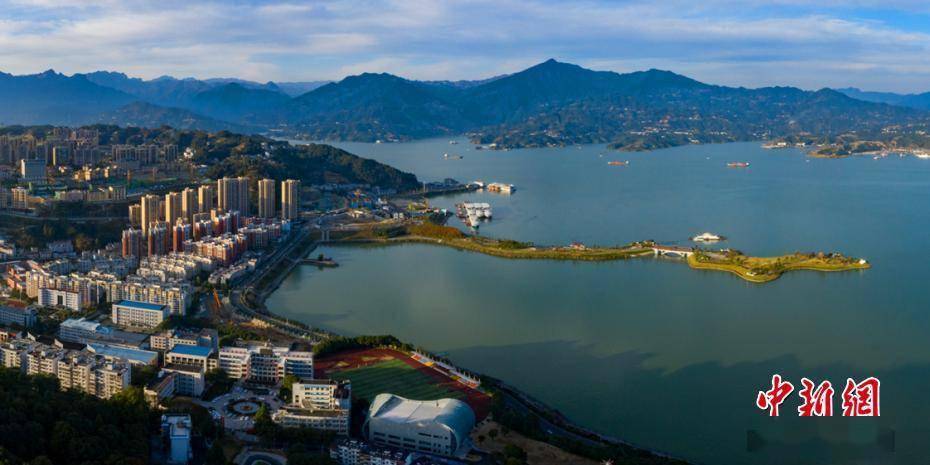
left=239, top=231, right=687, bottom=463
left=237, top=225, right=868, bottom=464
left=330, top=223, right=871, bottom=283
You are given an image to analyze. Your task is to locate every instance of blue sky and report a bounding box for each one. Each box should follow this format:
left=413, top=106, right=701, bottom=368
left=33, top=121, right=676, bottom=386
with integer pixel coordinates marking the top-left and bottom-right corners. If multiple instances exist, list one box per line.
left=1, top=0, right=930, bottom=92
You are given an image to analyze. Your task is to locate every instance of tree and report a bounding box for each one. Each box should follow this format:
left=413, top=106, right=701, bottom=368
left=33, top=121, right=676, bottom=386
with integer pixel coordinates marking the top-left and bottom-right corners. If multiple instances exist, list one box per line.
left=131, top=365, right=159, bottom=387
left=279, top=374, right=299, bottom=401
left=205, top=441, right=227, bottom=465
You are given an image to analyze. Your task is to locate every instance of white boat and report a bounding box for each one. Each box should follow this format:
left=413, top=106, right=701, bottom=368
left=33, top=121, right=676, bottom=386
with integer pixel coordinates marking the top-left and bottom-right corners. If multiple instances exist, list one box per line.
left=692, top=232, right=725, bottom=242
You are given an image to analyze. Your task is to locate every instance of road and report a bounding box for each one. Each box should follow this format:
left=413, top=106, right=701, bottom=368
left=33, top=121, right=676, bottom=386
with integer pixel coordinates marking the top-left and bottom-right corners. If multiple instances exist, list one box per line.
left=226, top=220, right=322, bottom=339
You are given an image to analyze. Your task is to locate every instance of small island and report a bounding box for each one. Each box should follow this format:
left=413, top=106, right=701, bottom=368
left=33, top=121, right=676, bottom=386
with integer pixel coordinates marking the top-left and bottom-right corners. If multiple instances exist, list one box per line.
left=334, top=220, right=871, bottom=283
left=688, top=249, right=870, bottom=283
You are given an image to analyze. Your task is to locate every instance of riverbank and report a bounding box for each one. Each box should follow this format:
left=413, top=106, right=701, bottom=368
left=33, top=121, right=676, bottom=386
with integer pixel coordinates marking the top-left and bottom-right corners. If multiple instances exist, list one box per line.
left=688, top=250, right=870, bottom=283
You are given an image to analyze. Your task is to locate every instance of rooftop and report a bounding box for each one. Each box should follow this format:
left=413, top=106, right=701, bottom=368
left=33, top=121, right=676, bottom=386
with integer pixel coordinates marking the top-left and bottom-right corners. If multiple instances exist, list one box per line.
left=88, top=343, right=158, bottom=365
left=61, top=317, right=106, bottom=332
left=369, top=394, right=476, bottom=435
left=114, top=300, right=167, bottom=311
left=168, top=344, right=213, bottom=358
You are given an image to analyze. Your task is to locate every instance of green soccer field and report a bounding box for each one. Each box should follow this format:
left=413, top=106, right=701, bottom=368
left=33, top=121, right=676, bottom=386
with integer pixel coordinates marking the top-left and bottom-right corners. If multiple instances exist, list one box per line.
left=330, top=359, right=464, bottom=402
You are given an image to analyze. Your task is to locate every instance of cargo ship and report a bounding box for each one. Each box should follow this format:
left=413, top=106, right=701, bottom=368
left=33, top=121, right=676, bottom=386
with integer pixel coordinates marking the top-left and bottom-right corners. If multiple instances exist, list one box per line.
left=607, top=160, right=629, bottom=166
left=727, top=162, right=750, bottom=168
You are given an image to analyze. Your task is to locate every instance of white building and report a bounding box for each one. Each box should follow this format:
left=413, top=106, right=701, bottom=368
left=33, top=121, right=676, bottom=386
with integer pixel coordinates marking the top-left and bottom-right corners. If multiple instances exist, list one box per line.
left=273, top=379, right=352, bottom=434
left=59, top=317, right=111, bottom=343
left=162, top=414, right=192, bottom=465
left=111, top=300, right=168, bottom=328
left=38, top=288, right=82, bottom=311
left=149, top=327, right=219, bottom=352
left=218, top=343, right=313, bottom=382
left=363, top=394, right=476, bottom=458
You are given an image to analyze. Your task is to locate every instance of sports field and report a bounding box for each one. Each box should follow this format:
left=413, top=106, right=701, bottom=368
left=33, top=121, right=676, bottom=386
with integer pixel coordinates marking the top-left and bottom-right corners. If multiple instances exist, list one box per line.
left=330, top=358, right=465, bottom=403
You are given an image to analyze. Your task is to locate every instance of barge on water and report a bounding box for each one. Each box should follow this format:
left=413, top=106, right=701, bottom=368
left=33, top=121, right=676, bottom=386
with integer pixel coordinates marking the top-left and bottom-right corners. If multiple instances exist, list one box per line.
left=456, top=202, right=493, bottom=228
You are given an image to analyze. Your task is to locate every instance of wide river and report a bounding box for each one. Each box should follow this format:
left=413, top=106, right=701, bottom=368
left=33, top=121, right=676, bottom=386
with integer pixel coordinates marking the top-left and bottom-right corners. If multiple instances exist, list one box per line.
left=269, top=138, right=930, bottom=465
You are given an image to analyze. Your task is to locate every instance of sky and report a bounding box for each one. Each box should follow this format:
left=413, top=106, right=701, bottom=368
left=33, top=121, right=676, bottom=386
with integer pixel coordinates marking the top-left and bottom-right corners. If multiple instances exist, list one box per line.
left=1, top=0, right=930, bottom=92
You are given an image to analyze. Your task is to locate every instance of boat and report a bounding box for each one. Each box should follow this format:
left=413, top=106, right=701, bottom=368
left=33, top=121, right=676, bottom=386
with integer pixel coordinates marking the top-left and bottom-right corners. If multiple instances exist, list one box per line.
left=443, top=153, right=463, bottom=160
left=727, top=162, right=750, bottom=168
left=914, top=151, right=930, bottom=159
left=459, top=202, right=493, bottom=226
left=449, top=140, right=459, bottom=145
left=692, top=232, right=725, bottom=243
left=607, top=161, right=629, bottom=166
left=486, top=182, right=515, bottom=194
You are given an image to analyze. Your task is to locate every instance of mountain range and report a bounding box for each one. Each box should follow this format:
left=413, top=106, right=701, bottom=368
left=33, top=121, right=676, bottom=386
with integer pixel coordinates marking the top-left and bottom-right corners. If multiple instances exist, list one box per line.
left=1, top=60, right=928, bottom=150
left=835, top=87, right=930, bottom=111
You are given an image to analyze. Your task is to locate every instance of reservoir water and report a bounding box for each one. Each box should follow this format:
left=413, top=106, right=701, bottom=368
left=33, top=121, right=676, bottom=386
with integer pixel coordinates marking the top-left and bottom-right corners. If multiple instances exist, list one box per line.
left=269, top=139, right=930, bottom=465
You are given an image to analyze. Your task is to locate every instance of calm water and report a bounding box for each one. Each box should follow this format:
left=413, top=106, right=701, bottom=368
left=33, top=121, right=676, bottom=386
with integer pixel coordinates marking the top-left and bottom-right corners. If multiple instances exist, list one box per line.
left=271, top=139, right=930, bottom=465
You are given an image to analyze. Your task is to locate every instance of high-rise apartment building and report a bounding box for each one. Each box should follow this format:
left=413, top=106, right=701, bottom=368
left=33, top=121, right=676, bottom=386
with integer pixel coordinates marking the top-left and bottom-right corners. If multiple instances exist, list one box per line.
left=258, top=178, right=276, bottom=218
left=217, top=177, right=249, bottom=214
left=140, top=194, right=160, bottom=234
left=197, top=184, right=215, bottom=214
left=281, top=179, right=301, bottom=220
left=165, top=192, right=182, bottom=228
left=181, top=188, right=197, bottom=223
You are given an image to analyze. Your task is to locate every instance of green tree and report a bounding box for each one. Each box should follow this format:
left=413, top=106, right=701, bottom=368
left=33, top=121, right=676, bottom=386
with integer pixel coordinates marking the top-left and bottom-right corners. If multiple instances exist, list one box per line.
left=205, top=441, right=227, bottom=465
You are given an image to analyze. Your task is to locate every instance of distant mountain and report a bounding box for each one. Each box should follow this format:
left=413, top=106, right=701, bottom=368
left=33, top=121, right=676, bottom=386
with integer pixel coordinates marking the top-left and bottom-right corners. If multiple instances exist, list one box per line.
left=189, top=83, right=292, bottom=123
left=285, top=73, right=469, bottom=141
left=836, top=87, right=930, bottom=110
left=268, top=81, right=330, bottom=96
left=3, top=62, right=930, bottom=151
left=81, top=71, right=213, bottom=108
left=93, top=101, right=256, bottom=133
left=0, top=70, right=134, bottom=125
left=422, top=74, right=508, bottom=89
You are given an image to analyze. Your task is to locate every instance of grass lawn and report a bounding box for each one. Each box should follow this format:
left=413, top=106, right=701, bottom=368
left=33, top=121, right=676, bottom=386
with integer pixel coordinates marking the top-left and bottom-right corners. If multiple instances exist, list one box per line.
left=330, top=359, right=463, bottom=403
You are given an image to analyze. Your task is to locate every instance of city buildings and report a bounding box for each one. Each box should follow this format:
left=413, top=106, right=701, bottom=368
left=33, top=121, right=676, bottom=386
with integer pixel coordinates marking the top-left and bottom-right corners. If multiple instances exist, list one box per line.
left=363, top=394, right=476, bottom=457
left=111, top=300, right=169, bottom=328
left=122, top=228, right=144, bottom=258
left=0, top=339, right=130, bottom=399
left=59, top=317, right=111, bottom=343
left=0, top=305, right=37, bottom=328
left=86, top=343, right=158, bottom=366
left=273, top=379, right=352, bottom=434
left=181, top=187, right=197, bottom=223
left=149, top=327, right=219, bottom=352
left=281, top=179, right=300, bottom=219
left=258, top=178, right=276, bottom=218
left=165, top=191, right=182, bottom=229
left=163, top=344, right=216, bottom=396
left=218, top=343, right=313, bottom=382
left=330, top=439, right=410, bottom=465
left=218, top=176, right=249, bottom=215
left=140, top=194, right=160, bottom=235
left=59, top=317, right=149, bottom=348
left=38, top=287, right=82, bottom=311
left=198, top=184, right=215, bottom=214
left=19, top=158, right=45, bottom=183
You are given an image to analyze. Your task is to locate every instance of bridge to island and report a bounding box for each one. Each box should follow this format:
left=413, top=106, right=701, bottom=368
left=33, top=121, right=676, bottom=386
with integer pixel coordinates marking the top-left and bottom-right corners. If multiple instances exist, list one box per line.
left=651, top=245, right=695, bottom=258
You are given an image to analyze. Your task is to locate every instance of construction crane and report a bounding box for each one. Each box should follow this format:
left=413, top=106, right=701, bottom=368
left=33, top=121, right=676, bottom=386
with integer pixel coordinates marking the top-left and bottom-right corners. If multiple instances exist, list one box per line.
left=213, top=289, right=222, bottom=310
